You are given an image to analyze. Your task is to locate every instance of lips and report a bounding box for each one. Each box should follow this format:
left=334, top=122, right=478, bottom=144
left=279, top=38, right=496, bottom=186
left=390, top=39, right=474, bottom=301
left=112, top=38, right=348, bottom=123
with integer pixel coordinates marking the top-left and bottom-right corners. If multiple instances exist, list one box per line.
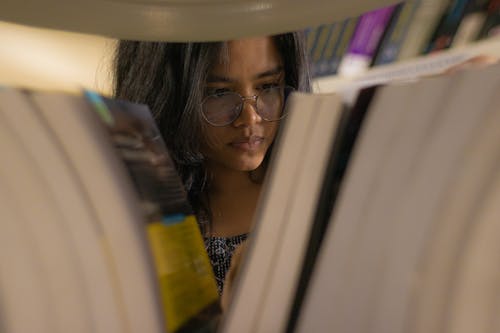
left=229, top=135, right=264, bottom=151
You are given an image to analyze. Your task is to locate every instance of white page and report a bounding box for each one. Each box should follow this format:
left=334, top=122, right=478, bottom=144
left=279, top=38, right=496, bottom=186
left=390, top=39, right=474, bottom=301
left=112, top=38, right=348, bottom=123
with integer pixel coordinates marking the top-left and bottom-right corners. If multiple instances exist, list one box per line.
left=296, top=68, right=474, bottom=332
left=445, top=163, right=500, bottom=333
left=0, top=88, right=126, bottom=333
left=0, top=111, right=92, bottom=333
left=32, top=92, right=164, bottom=333
left=352, top=75, right=455, bottom=333
left=222, top=92, right=318, bottom=333
left=0, top=175, right=54, bottom=333
left=256, top=93, right=343, bottom=332
left=295, top=81, right=414, bottom=332
left=299, top=64, right=500, bottom=333
left=409, top=74, right=500, bottom=333
left=369, top=65, right=500, bottom=333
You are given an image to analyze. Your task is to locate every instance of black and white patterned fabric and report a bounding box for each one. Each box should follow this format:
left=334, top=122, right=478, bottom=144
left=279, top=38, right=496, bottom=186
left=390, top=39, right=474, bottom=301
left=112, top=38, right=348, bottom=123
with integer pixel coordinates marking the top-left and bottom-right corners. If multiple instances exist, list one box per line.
left=204, top=233, right=248, bottom=295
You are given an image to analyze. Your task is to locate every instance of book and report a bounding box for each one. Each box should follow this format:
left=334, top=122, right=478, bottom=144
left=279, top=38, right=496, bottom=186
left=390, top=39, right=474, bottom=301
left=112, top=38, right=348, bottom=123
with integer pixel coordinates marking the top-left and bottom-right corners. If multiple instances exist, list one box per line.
left=372, top=0, right=422, bottom=65
left=294, top=63, right=500, bottom=333
left=451, top=0, right=491, bottom=47
left=406, top=62, right=500, bottom=333
left=296, top=74, right=456, bottom=333
left=306, top=23, right=338, bottom=77
left=221, top=91, right=345, bottom=333
left=286, top=86, right=377, bottom=332
left=306, top=18, right=359, bottom=77
left=424, top=0, right=471, bottom=53
left=476, top=0, right=500, bottom=39
left=0, top=88, right=221, bottom=333
left=0, top=88, right=125, bottom=333
left=0, top=90, right=78, bottom=333
left=337, top=5, right=398, bottom=77
left=31, top=90, right=165, bottom=333
left=397, top=0, right=451, bottom=60
left=86, top=93, right=220, bottom=333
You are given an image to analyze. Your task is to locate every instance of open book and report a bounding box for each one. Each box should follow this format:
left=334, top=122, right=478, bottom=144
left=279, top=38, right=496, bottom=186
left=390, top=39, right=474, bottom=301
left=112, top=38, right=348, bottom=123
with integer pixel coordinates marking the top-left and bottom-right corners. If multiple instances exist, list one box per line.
left=1, top=61, right=499, bottom=333
left=0, top=88, right=219, bottom=333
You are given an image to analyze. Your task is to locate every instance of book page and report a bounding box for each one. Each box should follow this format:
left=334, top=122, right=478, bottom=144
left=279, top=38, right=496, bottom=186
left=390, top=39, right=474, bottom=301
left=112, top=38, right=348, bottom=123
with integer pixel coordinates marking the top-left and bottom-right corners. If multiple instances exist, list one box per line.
left=32, top=92, right=164, bottom=333
left=222, top=92, right=319, bottom=333
left=0, top=97, right=92, bottom=332
left=1, top=88, right=126, bottom=333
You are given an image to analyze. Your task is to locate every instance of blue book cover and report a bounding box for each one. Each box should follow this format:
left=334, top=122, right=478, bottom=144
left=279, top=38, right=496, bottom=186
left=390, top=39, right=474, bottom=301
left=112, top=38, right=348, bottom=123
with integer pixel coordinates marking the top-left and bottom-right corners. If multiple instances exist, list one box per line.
left=372, top=0, right=422, bottom=66
left=306, top=18, right=359, bottom=77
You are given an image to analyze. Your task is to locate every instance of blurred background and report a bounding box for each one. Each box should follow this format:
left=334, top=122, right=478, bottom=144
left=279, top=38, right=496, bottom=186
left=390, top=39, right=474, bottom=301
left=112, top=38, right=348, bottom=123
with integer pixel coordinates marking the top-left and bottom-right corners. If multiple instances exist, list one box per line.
left=0, top=21, right=114, bottom=94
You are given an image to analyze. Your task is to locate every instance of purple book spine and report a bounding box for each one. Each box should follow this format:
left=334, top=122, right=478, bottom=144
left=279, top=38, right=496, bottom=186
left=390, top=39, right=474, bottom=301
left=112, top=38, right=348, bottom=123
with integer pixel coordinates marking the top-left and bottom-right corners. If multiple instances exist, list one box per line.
left=347, top=5, right=397, bottom=57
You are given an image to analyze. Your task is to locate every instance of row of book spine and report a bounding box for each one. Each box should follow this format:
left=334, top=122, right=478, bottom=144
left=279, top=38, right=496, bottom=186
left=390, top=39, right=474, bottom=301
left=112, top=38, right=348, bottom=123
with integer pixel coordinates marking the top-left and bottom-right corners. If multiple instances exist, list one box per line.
left=306, top=0, right=500, bottom=78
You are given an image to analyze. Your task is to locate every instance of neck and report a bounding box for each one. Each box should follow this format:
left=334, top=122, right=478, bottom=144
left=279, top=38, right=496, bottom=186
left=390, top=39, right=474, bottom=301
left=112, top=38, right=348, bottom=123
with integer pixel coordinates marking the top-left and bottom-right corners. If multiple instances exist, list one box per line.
left=204, top=163, right=266, bottom=237
left=208, top=164, right=265, bottom=195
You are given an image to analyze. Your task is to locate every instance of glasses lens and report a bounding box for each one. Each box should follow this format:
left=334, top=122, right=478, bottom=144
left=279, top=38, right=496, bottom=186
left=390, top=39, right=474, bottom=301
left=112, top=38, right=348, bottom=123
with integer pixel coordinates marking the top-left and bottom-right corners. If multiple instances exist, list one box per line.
left=257, top=86, right=294, bottom=121
left=202, top=92, right=242, bottom=126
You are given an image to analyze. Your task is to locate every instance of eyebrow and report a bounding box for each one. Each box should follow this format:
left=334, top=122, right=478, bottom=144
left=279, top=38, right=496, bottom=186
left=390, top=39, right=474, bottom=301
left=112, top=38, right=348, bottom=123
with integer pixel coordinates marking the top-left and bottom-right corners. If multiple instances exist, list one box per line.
left=206, top=65, right=284, bottom=83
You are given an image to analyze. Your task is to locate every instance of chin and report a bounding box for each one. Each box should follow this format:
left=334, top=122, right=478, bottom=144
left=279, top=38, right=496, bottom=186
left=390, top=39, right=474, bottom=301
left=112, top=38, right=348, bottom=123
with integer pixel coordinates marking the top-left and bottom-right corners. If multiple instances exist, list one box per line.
left=236, top=163, right=261, bottom=172
left=232, top=156, right=265, bottom=172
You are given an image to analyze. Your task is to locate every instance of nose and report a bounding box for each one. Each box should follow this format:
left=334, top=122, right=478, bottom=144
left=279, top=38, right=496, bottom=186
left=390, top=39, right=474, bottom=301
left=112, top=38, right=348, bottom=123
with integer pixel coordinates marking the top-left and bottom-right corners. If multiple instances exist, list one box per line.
left=232, top=95, right=262, bottom=127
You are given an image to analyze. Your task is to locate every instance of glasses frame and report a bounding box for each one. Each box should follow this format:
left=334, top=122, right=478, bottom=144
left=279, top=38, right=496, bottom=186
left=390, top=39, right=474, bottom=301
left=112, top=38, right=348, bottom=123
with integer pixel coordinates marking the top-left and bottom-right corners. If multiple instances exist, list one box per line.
left=200, top=85, right=295, bottom=127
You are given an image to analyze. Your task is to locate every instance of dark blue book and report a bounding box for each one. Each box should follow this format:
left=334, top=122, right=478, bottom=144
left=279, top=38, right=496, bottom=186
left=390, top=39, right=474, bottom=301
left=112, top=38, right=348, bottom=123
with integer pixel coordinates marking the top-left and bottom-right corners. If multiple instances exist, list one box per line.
left=306, top=18, right=359, bottom=77
left=424, top=0, right=471, bottom=53
left=372, top=0, right=422, bottom=66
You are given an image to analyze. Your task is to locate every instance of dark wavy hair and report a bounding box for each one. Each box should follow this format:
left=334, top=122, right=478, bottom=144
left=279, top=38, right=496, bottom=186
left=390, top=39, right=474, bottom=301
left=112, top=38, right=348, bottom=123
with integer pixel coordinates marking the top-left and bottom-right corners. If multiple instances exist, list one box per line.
left=113, top=33, right=311, bottom=231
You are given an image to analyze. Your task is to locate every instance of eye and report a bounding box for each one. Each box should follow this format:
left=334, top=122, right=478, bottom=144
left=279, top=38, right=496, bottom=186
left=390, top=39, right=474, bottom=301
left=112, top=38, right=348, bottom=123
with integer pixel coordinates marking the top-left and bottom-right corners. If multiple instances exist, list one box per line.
left=257, top=82, right=282, bottom=91
left=205, top=87, right=232, bottom=97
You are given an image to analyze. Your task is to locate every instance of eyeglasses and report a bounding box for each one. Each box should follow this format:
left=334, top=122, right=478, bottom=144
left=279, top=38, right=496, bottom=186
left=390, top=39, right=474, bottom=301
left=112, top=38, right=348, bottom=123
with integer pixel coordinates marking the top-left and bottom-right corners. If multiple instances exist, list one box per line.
left=201, top=85, right=295, bottom=127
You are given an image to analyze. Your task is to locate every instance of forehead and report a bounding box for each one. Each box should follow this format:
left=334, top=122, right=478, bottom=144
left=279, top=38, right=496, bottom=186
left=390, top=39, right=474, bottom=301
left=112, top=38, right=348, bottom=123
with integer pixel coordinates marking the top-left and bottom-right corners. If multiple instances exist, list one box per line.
left=210, top=37, right=283, bottom=77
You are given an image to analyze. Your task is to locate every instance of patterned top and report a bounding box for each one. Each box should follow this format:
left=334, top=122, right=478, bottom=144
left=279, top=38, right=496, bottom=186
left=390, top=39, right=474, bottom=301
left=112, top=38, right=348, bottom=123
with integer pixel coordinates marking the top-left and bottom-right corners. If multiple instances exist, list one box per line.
left=204, top=233, right=248, bottom=295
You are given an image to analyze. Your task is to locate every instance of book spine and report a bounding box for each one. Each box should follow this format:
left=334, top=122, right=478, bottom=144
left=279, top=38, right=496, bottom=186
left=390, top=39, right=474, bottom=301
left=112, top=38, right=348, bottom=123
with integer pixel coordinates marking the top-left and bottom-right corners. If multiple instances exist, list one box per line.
left=310, top=24, right=338, bottom=77
left=424, top=0, right=470, bottom=53
left=305, top=26, right=320, bottom=76
left=451, top=0, right=490, bottom=47
left=315, top=23, right=343, bottom=76
left=476, top=0, right=500, bottom=39
left=372, top=0, right=422, bottom=66
left=397, top=0, right=451, bottom=60
left=337, top=5, right=398, bottom=77
left=307, top=18, right=359, bottom=77
left=327, top=18, right=360, bottom=76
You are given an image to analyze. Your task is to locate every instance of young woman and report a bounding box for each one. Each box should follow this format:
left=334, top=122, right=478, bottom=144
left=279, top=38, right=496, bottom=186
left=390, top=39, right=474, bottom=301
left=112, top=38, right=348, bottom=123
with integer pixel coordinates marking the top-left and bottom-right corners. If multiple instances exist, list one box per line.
left=113, top=33, right=310, bottom=294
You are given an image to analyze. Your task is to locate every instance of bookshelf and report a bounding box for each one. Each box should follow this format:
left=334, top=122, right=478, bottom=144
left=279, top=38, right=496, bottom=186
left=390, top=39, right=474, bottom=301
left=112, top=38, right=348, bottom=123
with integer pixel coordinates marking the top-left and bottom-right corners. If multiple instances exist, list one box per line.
left=313, top=35, right=500, bottom=95
left=306, top=0, right=500, bottom=81
left=1, top=1, right=500, bottom=333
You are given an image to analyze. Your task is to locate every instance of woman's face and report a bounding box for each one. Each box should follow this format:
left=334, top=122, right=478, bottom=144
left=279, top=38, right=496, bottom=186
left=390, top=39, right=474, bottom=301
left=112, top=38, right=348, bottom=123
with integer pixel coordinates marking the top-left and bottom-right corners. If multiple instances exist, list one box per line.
left=201, top=36, right=284, bottom=174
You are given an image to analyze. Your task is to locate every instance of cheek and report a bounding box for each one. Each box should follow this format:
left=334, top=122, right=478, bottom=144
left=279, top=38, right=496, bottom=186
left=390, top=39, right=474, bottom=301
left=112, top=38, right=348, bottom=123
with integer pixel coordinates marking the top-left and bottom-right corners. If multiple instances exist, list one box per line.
left=265, top=122, right=280, bottom=143
left=200, top=125, right=227, bottom=156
